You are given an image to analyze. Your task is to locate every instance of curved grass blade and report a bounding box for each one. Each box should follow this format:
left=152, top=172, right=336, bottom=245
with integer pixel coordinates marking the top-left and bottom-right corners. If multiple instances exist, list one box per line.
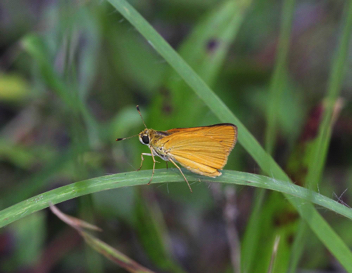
left=1, top=169, right=352, bottom=229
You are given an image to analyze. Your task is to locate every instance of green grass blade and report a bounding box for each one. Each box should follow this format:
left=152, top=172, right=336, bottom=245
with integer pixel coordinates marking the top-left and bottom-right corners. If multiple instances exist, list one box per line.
left=1, top=170, right=352, bottom=228
left=105, top=0, right=352, bottom=269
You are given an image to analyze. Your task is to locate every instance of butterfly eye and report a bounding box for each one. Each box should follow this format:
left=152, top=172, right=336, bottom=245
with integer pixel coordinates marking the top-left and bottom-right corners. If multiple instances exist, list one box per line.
left=141, top=135, right=149, bottom=144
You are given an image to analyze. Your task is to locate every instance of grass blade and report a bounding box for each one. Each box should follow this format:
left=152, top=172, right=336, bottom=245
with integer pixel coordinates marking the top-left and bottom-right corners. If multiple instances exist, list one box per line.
left=1, top=169, right=352, bottom=228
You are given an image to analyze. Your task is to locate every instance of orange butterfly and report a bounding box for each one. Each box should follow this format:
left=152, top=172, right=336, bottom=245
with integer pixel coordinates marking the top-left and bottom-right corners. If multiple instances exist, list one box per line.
left=117, top=106, right=237, bottom=192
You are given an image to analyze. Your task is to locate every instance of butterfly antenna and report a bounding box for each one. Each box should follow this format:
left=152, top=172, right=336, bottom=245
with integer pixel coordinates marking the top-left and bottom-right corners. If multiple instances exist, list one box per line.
left=136, top=105, right=147, bottom=128
left=116, top=134, right=139, bottom=141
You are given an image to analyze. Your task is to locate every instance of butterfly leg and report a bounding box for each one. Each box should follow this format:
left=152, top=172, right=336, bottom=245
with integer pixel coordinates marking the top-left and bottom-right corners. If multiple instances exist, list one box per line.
left=147, top=147, right=157, bottom=185
left=169, top=158, right=193, bottom=193
left=165, top=162, right=168, bottom=169
left=137, top=153, right=152, bottom=171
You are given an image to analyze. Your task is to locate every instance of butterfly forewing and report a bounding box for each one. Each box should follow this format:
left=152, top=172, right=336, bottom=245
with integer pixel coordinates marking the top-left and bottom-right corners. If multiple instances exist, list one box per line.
left=157, top=124, right=237, bottom=177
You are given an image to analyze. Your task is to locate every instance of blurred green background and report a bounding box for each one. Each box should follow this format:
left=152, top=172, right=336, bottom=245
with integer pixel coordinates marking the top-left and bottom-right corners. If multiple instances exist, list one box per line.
left=0, top=0, right=351, bottom=272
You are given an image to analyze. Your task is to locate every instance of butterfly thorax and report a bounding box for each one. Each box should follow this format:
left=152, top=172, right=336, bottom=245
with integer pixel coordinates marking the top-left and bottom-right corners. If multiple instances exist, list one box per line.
left=138, top=128, right=170, bottom=159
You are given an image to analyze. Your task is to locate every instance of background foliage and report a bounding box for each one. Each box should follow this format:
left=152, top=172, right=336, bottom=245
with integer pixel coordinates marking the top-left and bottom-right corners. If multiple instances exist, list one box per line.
left=0, top=0, right=351, bottom=272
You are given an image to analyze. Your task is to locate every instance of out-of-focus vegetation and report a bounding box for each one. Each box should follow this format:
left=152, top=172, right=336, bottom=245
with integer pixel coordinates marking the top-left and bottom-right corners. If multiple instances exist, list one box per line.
left=0, top=0, right=351, bottom=272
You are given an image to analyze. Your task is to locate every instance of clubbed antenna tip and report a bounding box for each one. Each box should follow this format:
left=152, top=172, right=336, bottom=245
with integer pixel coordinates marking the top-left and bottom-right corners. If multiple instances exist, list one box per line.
left=136, top=105, right=147, bottom=128
left=115, top=134, right=138, bottom=141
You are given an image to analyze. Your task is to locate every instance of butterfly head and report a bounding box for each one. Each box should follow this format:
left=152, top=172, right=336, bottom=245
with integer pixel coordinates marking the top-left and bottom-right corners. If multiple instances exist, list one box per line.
left=139, top=129, right=151, bottom=145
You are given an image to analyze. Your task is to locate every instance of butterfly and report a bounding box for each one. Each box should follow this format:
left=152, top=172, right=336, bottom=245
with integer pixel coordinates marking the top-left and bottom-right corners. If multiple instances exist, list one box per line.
left=117, top=106, right=237, bottom=192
